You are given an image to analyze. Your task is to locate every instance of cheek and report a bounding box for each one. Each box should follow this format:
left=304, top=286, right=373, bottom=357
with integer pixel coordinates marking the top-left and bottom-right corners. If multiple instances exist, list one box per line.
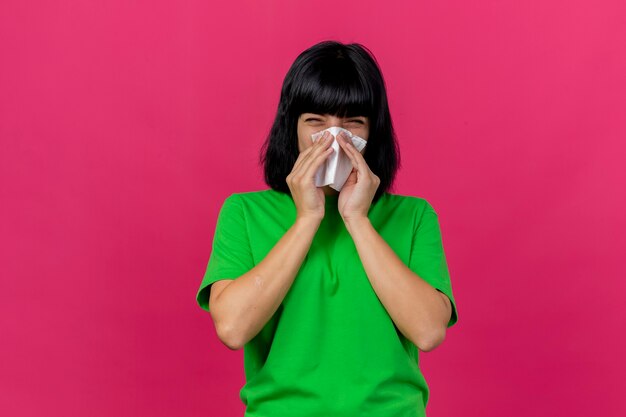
left=297, top=135, right=310, bottom=153
left=299, top=130, right=314, bottom=148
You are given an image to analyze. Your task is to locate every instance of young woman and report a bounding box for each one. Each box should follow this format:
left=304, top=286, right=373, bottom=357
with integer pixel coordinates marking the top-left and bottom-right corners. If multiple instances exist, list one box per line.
left=196, top=40, right=459, bottom=417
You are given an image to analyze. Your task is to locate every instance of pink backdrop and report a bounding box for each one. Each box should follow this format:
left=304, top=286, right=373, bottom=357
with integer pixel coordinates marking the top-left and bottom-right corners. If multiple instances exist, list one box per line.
left=1, top=1, right=624, bottom=416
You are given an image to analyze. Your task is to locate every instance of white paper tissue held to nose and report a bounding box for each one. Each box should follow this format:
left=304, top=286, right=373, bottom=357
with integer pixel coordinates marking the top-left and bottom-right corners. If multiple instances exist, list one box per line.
left=310, top=126, right=367, bottom=192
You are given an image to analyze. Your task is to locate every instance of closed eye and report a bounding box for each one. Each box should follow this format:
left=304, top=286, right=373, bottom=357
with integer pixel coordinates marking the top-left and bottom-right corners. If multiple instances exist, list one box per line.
left=305, top=118, right=364, bottom=124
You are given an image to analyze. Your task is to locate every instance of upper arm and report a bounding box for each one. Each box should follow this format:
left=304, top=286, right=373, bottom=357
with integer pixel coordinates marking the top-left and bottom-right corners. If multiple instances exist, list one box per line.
left=408, top=200, right=459, bottom=329
left=195, top=194, right=254, bottom=312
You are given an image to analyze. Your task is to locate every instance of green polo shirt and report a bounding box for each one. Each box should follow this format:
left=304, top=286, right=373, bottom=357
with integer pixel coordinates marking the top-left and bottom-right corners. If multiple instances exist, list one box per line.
left=196, top=189, right=458, bottom=417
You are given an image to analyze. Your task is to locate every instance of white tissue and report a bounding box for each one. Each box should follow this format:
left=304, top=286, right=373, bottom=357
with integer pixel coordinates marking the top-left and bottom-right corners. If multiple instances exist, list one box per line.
left=310, top=126, right=367, bottom=191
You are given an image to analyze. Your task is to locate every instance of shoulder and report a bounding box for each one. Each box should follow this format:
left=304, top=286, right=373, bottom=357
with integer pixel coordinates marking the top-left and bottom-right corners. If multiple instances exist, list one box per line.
left=228, top=188, right=288, bottom=203
left=383, top=192, right=436, bottom=215
left=380, top=193, right=442, bottom=234
left=223, top=189, right=292, bottom=213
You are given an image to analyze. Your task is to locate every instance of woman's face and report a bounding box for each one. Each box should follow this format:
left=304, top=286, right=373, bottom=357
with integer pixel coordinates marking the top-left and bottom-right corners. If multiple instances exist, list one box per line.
left=297, top=113, right=370, bottom=154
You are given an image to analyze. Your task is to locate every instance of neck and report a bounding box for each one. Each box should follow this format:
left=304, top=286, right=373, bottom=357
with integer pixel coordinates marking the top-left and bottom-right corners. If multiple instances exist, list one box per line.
left=322, top=186, right=339, bottom=196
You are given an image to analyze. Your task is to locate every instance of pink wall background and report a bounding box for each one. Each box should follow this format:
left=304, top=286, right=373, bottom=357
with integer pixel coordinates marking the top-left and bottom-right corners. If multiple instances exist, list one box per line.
left=1, top=1, right=624, bottom=416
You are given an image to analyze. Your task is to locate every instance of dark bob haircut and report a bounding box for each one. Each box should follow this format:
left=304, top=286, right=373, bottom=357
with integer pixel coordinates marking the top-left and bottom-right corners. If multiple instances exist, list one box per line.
left=259, top=40, right=401, bottom=204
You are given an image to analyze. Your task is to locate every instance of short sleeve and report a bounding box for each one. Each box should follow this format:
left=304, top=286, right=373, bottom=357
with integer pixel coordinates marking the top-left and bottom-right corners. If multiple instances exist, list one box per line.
left=408, top=201, right=459, bottom=328
left=196, top=194, right=254, bottom=312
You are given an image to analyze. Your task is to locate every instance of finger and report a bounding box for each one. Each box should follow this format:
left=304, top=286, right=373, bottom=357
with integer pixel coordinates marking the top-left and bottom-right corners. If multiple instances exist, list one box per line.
left=340, top=135, right=380, bottom=188
left=300, top=134, right=334, bottom=179
left=292, top=146, right=314, bottom=174
left=343, top=167, right=358, bottom=186
left=296, top=132, right=333, bottom=178
left=292, top=131, right=330, bottom=173
left=337, top=132, right=365, bottom=173
left=298, top=132, right=332, bottom=173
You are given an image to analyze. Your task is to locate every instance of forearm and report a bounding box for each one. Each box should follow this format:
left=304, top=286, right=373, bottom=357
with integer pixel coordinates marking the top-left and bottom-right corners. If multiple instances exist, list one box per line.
left=345, top=217, right=449, bottom=351
left=214, top=216, right=320, bottom=349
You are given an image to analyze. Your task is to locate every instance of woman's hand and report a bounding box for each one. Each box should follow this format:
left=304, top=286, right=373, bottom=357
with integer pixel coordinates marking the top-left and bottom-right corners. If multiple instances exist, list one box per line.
left=336, top=131, right=381, bottom=223
left=286, top=131, right=334, bottom=222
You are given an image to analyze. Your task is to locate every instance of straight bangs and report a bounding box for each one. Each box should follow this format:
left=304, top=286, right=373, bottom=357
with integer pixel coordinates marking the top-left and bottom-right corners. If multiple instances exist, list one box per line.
left=288, top=62, right=376, bottom=120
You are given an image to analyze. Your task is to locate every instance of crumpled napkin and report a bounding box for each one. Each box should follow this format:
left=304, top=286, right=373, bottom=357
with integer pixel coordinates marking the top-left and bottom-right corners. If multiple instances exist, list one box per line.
left=310, top=126, right=367, bottom=191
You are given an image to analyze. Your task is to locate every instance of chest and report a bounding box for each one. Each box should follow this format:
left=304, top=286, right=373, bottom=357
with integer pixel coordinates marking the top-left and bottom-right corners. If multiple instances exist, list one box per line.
left=247, top=205, right=414, bottom=302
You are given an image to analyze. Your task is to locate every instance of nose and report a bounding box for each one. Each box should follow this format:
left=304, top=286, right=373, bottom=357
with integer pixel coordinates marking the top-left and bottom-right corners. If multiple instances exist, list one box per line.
left=325, top=116, right=351, bottom=131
